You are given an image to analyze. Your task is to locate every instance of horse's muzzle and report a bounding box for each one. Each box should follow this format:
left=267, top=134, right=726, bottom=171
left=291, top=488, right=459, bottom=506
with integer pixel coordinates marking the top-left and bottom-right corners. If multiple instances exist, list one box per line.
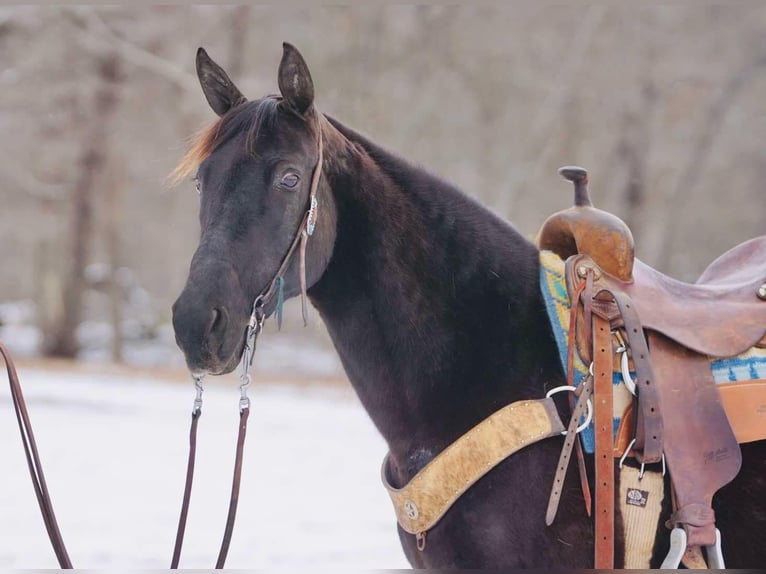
left=172, top=288, right=244, bottom=375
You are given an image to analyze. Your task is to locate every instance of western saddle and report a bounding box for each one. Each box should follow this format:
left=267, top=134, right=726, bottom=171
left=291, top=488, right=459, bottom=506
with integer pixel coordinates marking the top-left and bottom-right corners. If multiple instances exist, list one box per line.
left=537, top=166, right=766, bottom=568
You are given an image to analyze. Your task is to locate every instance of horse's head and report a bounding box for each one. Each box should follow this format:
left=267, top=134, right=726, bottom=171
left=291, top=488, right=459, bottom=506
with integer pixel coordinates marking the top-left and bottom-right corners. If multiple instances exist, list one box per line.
left=171, top=44, right=335, bottom=375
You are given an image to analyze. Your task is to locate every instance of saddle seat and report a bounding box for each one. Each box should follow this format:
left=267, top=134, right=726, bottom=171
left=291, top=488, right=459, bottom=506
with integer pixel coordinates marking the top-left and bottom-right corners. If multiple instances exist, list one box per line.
left=618, top=242, right=766, bottom=358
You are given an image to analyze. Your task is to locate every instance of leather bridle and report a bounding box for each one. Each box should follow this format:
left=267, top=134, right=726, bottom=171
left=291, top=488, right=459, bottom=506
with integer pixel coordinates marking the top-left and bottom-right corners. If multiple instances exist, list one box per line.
left=4, top=116, right=325, bottom=569
left=171, top=115, right=325, bottom=568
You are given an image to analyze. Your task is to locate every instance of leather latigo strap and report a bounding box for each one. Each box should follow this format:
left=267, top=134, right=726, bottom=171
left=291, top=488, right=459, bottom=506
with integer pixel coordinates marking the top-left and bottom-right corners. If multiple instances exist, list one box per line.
left=382, top=398, right=565, bottom=535
left=593, top=315, right=615, bottom=569
left=648, top=332, right=741, bottom=547
left=601, top=288, right=662, bottom=464
left=567, top=255, right=663, bottom=465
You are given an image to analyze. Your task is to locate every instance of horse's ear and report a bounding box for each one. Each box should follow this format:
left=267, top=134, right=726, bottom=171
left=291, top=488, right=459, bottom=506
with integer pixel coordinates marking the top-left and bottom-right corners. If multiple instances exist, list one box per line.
left=278, top=42, right=314, bottom=116
left=196, top=47, right=247, bottom=117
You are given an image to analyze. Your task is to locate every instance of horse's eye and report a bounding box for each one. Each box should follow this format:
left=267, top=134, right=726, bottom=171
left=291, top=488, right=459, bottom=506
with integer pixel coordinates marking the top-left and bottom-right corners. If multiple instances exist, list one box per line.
left=195, top=179, right=201, bottom=195
left=281, top=173, right=300, bottom=189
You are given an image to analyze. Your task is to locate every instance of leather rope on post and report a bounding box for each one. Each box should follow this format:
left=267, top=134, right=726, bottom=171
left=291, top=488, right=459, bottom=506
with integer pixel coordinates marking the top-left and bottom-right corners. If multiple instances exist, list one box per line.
left=1, top=342, right=73, bottom=569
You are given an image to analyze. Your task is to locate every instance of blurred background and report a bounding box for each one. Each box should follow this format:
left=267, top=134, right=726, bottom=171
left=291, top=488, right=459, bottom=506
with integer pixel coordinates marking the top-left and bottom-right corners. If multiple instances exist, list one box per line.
left=1, top=3, right=765, bottom=569
left=1, top=4, right=765, bottom=371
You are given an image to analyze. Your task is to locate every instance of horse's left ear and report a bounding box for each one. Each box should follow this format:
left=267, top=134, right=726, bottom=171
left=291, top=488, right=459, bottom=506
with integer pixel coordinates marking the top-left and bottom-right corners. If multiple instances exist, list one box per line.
left=278, top=42, right=314, bottom=116
left=196, top=47, right=247, bottom=117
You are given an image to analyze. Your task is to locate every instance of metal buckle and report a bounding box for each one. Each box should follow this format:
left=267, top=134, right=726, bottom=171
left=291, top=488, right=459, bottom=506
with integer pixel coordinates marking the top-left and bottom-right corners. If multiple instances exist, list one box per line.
left=239, top=372, right=251, bottom=412
left=618, top=437, right=665, bottom=479
left=192, top=373, right=205, bottom=415
left=306, top=196, right=318, bottom=236
left=237, top=298, right=263, bottom=413
left=616, top=345, right=637, bottom=396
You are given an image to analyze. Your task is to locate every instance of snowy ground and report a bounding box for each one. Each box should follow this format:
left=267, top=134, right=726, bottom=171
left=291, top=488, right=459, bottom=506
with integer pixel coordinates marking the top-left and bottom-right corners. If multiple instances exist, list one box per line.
left=0, top=365, right=409, bottom=569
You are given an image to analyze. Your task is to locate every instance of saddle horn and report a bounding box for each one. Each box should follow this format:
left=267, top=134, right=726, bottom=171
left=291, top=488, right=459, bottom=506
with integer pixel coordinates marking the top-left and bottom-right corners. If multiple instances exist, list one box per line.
left=537, top=166, right=635, bottom=281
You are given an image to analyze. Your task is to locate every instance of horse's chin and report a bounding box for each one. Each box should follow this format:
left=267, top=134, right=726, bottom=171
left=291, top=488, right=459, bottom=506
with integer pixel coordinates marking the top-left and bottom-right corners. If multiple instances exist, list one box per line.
left=218, top=344, right=245, bottom=375
left=185, top=336, right=245, bottom=377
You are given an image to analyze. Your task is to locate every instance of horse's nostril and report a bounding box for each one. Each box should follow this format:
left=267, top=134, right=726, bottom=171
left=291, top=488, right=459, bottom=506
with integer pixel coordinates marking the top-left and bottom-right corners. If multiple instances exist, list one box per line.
left=207, top=306, right=229, bottom=340
left=209, top=307, right=221, bottom=334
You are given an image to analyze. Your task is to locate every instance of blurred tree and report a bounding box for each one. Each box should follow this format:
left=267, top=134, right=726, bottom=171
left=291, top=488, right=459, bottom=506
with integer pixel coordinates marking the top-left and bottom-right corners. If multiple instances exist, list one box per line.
left=45, top=52, right=123, bottom=358
left=0, top=4, right=764, bottom=366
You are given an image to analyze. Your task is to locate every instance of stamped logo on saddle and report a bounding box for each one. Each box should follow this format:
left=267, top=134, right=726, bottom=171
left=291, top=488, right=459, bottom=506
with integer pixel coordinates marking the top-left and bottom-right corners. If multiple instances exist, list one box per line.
left=626, top=488, right=649, bottom=508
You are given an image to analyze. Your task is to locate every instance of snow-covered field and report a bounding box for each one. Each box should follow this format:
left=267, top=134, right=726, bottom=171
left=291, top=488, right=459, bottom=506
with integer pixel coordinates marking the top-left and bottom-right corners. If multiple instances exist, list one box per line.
left=0, top=365, right=409, bottom=569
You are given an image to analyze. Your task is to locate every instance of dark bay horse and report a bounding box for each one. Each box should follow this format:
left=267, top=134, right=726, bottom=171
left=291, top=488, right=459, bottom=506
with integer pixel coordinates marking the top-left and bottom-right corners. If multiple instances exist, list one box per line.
left=170, top=44, right=766, bottom=568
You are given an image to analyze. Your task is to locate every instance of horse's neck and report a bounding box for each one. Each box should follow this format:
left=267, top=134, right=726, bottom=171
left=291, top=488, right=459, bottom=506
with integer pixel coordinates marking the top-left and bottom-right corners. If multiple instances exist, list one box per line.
left=309, top=118, right=562, bottom=481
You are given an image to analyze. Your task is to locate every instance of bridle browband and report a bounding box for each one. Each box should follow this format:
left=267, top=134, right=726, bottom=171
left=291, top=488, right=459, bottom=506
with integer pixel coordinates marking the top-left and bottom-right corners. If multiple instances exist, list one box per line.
left=170, top=112, right=325, bottom=568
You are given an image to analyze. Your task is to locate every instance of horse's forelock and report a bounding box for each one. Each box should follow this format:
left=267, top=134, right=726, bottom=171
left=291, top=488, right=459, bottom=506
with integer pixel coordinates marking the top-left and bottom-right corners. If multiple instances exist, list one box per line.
left=168, top=96, right=282, bottom=187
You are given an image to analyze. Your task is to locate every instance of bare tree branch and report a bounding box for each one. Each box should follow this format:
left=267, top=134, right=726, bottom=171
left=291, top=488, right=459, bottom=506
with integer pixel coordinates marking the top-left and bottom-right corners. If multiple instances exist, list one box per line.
left=66, top=6, right=199, bottom=94
left=0, top=156, right=68, bottom=203
left=500, top=5, right=607, bottom=217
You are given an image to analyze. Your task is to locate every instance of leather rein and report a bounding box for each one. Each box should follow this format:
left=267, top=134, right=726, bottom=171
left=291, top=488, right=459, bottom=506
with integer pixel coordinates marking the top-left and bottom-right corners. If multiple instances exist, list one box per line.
left=4, top=120, right=324, bottom=569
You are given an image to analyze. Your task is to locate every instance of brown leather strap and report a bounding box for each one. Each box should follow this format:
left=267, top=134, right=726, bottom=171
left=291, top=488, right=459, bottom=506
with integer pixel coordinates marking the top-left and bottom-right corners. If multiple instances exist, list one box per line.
left=546, top=277, right=592, bottom=522
left=383, top=398, right=565, bottom=534
left=574, top=432, right=592, bottom=517
left=1, top=342, right=73, bottom=569
left=172, top=404, right=250, bottom=569
left=257, top=122, right=323, bottom=317
left=171, top=409, right=201, bottom=568
left=4, top=338, right=252, bottom=570
left=565, top=279, right=587, bottom=386
left=216, top=406, right=250, bottom=568
left=597, top=287, right=663, bottom=464
left=546, top=374, right=593, bottom=525
left=648, top=331, right=741, bottom=547
left=593, top=315, right=615, bottom=569
left=717, top=379, right=766, bottom=443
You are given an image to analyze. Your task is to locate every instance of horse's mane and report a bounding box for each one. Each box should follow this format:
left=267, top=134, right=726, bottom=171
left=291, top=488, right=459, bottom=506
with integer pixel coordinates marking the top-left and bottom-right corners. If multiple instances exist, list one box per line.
left=324, top=114, right=523, bottom=245
left=169, top=96, right=282, bottom=185
left=324, top=115, right=466, bottom=201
